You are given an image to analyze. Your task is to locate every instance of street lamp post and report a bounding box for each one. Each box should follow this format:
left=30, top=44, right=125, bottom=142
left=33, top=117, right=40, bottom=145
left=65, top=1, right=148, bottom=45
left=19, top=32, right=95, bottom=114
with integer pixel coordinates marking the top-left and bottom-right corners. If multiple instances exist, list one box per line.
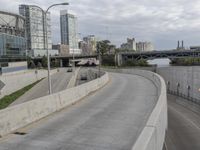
left=29, top=3, right=69, bottom=94
left=72, top=33, right=81, bottom=72
left=97, top=42, right=101, bottom=78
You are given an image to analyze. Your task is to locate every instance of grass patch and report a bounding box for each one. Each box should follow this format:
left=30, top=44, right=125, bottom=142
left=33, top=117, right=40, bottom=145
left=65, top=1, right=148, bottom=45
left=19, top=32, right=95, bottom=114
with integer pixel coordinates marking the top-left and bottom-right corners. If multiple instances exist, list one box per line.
left=0, top=79, right=43, bottom=110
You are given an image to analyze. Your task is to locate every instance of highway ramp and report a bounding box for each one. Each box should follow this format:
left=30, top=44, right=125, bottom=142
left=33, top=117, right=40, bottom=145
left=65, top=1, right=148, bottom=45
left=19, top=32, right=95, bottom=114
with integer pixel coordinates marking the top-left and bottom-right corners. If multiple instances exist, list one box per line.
left=10, top=68, right=72, bottom=106
left=0, top=72, right=158, bottom=150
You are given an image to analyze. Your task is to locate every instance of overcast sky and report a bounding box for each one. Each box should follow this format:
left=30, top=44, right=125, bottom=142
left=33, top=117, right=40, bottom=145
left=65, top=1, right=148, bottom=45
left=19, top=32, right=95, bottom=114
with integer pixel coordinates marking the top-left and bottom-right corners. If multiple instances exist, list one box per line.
left=1, top=0, right=200, bottom=49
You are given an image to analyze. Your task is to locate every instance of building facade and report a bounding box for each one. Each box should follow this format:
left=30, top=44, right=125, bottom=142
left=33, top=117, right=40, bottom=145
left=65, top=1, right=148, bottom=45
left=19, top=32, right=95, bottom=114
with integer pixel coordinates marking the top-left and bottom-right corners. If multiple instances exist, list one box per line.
left=0, top=11, right=26, bottom=57
left=120, top=38, right=136, bottom=51
left=19, top=5, right=53, bottom=57
left=82, top=35, right=97, bottom=55
left=190, top=46, right=200, bottom=50
left=136, top=42, right=154, bottom=52
left=52, top=44, right=69, bottom=56
left=60, top=10, right=80, bottom=54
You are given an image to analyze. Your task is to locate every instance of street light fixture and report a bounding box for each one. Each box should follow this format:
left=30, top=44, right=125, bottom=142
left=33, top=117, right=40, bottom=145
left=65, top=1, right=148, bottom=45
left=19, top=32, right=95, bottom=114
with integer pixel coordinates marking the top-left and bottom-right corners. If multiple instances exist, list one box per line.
left=29, top=2, right=69, bottom=95
left=72, top=33, right=81, bottom=72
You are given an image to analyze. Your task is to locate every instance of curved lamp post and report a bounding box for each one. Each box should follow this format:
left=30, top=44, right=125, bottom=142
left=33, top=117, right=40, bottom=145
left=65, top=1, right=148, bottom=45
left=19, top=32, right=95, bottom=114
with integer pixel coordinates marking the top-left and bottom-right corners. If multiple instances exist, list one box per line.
left=29, top=3, right=69, bottom=94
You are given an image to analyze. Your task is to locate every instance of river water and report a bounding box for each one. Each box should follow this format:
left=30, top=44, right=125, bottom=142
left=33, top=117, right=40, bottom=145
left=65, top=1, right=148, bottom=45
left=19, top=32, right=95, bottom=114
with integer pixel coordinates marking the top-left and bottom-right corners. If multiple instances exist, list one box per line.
left=148, top=58, right=170, bottom=67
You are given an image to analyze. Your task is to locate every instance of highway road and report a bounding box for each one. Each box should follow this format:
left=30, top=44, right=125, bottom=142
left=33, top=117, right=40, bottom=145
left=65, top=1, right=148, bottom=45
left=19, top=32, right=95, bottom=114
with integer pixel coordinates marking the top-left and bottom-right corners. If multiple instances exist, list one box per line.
left=165, top=94, right=200, bottom=150
left=0, top=73, right=157, bottom=150
left=10, top=68, right=72, bottom=106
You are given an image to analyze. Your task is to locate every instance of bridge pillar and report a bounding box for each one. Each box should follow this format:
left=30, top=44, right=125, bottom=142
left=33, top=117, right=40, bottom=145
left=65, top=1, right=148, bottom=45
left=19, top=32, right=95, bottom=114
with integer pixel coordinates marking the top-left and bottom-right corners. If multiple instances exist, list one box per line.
left=116, top=53, right=123, bottom=66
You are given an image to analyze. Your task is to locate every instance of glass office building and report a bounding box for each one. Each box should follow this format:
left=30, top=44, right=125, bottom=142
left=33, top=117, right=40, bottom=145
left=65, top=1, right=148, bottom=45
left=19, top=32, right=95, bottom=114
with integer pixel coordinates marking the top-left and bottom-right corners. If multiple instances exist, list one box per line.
left=60, top=10, right=81, bottom=54
left=0, top=11, right=26, bottom=57
left=0, top=34, right=26, bottom=57
left=19, top=5, right=52, bottom=57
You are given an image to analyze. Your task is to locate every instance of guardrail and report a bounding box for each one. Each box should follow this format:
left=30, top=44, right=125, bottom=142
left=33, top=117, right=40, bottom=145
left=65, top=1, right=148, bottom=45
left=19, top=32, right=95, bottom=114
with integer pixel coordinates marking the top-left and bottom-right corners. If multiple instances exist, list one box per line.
left=0, top=72, right=109, bottom=137
left=104, top=68, right=167, bottom=150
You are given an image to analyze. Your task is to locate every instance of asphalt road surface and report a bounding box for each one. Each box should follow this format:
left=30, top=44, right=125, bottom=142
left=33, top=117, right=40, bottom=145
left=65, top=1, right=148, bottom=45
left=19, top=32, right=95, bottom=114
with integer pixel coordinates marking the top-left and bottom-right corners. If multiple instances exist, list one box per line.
left=10, top=68, right=73, bottom=106
left=165, top=94, right=200, bottom=150
left=0, top=72, right=157, bottom=150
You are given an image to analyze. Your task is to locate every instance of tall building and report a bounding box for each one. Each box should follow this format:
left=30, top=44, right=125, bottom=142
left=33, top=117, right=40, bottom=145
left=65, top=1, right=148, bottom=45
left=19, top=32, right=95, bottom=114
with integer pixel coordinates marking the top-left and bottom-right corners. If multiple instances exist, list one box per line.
left=60, top=10, right=81, bottom=54
left=0, top=11, right=26, bottom=57
left=136, top=42, right=154, bottom=52
left=82, top=35, right=97, bottom=55
left=52, top=44, right=69, bottom=56
left=19, top=5, right=55, bottom=57
left=120, top=38, right=136, bottom=51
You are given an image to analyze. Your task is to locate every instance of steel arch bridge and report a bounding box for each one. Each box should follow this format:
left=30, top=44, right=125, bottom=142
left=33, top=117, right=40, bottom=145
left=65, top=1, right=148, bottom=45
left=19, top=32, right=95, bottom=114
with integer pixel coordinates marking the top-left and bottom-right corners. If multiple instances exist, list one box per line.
left=117, top=49, right=200, bottom=66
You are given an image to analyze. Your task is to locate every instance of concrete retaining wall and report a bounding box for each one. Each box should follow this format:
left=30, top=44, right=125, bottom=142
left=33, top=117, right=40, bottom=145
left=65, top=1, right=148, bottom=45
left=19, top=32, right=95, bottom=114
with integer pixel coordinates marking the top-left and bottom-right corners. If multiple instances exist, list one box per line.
left=105, top=69, right=167, bottom=150
left=67, top=67, right=80, bottom=88
left=157, top=66, right=200, bottom=104
left=0, top=69, right=57, bottom=99
left=0, top=61, right=28, bottom=74
left=0, top=72, right=109, bottom=136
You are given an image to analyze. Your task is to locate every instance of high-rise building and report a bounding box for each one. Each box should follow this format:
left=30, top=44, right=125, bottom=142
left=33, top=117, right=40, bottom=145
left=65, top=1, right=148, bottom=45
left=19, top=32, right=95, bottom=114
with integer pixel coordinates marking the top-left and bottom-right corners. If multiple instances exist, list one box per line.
left=120, top=38, right=136, bottom=51
left=52, top=44, right=69, bottom=56
left=60, top=10, right=81, bottom=54
left=136, top=42, right=154, bottom=52
left=19, top=5, right=54, bottom=57
left=82, top=35, right=97, bottom=55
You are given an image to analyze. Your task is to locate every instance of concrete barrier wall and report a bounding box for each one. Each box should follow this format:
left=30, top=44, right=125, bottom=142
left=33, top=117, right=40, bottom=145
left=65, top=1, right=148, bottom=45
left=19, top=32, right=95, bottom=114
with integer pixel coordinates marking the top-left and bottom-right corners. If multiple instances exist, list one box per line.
left=0, top=72, right=109, bottom=136
left=0, top=69, right=57, bottom=99
left=105, top=69, right=167, bottom=150
left=67, top=67, right=81, bottom=88
left=157, top=66, right=200, bottom=104
left=8, top=61, right=27, bottom=67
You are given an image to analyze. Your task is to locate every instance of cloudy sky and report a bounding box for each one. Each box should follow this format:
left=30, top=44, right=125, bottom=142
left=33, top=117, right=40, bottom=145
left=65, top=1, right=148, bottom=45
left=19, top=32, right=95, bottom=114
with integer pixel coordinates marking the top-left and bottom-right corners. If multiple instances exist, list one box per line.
left=1, top=0, right=200, bottom=49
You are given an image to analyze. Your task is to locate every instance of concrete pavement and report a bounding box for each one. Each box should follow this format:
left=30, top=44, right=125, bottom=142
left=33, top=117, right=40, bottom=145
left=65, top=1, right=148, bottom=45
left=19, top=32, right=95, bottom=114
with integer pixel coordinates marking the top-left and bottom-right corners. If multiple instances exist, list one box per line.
left=0, top=73, right=157, bottom=150
left=165, top=94, right=200, bottom=150
left=10, top=68, right=72, bottom=106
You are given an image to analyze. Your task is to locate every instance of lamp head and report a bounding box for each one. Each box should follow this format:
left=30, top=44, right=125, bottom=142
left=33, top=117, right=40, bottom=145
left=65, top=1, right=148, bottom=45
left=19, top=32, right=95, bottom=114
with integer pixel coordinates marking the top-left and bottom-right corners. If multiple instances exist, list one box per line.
left=61, top=2, right=69, bottom=5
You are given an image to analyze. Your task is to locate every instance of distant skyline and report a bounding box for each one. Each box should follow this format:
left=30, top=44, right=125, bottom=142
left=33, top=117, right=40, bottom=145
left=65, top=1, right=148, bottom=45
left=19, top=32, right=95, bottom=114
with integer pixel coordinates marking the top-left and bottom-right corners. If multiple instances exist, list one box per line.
left=1, top=0, right=200, bottom=49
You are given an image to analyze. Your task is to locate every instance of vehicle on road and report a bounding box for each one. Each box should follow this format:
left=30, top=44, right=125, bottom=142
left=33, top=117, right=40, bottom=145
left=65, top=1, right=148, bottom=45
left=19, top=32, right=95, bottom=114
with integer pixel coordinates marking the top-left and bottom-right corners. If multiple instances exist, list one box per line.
left=67, top=68, right=73, bottom=72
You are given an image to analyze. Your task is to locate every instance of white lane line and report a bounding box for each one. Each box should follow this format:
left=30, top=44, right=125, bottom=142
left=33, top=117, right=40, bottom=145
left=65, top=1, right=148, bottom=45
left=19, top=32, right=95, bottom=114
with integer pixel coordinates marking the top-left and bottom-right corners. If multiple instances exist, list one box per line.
left=164, top=141, right=169, bottom=150
left=169, top=105, right=200, bottom=130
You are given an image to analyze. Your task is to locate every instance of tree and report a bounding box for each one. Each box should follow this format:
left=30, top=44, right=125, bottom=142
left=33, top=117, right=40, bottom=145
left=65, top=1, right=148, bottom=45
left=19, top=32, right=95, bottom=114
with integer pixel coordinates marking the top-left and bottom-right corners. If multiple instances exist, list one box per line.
left=41, top=56, right=47, bottom=68
left=137, top=59, right=148, bottom=66
left=27, top=56, right=32, bottom=69
left=97, top=40, right=111, bottom=56
left=51, top=59, right=60, bottom=68
left=37, top=62, right=42, bottom=69
left=122, top=59, right=149, bottom=67
left=30, top=61, right=36, bottom=69
left=170, top=57, right=200, bottom=66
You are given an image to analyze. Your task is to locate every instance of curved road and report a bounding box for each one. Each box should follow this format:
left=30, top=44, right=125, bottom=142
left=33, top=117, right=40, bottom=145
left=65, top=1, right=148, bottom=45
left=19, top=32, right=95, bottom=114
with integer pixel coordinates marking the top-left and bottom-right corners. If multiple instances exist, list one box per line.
left=165, top=94, right=200, bottom=150
left=0, top=73, right=157, bottom=150
left=10, top=69, right=73, bottom=106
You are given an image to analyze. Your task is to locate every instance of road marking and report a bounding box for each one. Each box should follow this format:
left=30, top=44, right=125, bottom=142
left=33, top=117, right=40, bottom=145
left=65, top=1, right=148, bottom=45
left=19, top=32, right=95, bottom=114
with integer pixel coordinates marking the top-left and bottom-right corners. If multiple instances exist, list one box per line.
left=169, top=105, right=200, bottom=130
left=164, top=141, right=169, bottom=150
